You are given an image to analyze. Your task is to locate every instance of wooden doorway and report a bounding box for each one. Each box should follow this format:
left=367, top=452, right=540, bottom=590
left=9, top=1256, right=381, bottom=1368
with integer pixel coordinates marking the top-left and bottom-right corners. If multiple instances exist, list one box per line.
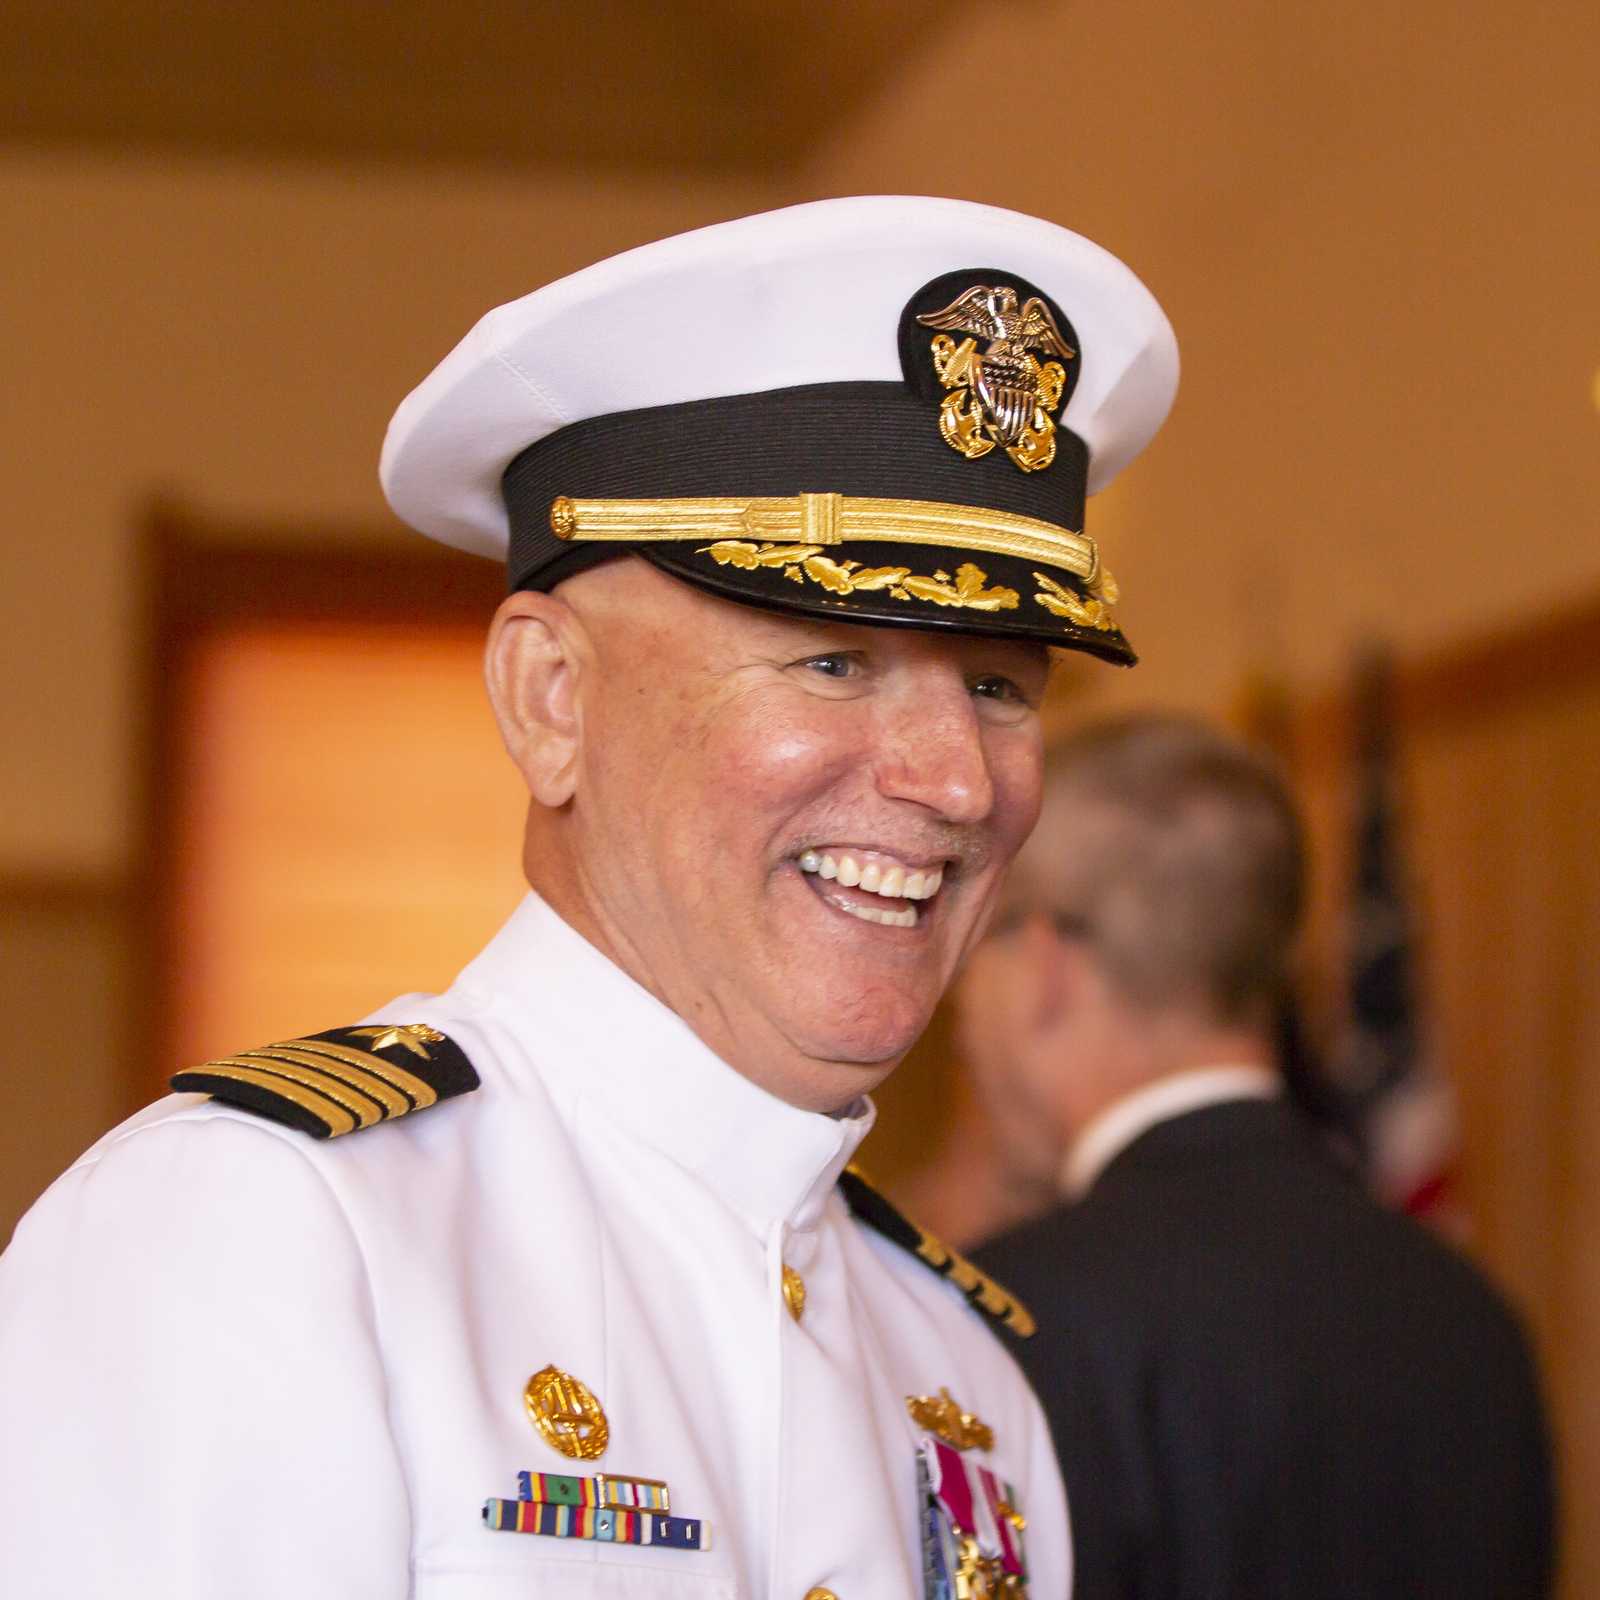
left=139, top=501, right=521, bottom=1102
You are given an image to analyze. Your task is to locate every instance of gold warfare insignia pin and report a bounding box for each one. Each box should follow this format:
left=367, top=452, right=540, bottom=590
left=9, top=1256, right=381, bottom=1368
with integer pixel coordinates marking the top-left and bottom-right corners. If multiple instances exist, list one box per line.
left=907, top=1387, right=995, bottom=1453
left=915, top=283, right=1076, bottom=473
left=525, top=1365, right=610, bottom=1461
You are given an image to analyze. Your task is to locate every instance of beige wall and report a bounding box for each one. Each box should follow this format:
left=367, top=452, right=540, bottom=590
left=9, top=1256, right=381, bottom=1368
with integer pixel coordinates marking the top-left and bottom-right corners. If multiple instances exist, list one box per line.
left=805, top=0, right=1600, bottom=714
left=6, top=0, right=1595, bottom=876
left=3, top=0, right=1596, bottom=1298
left=1, top=9, right=1594, bottom=1582
left=0, top=148, right=793, bottom=1233
left=801, top=19, right=1600, bottom=1575
left=0, top=149, right=789, bottom=877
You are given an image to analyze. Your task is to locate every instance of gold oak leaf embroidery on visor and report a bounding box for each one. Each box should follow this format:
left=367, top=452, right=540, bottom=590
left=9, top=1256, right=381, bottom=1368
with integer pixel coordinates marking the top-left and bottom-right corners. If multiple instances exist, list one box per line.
left=903, top=563, right=1019, bottom=612
left=698, top=541, right=1019, bottom=613
left=1033, top=569, right=1120, bottom=632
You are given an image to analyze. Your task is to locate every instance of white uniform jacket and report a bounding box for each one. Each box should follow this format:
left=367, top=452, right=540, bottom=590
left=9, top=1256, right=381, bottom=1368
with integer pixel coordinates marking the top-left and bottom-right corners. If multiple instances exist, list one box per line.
left=0, top=893, right=1070, bottom=1599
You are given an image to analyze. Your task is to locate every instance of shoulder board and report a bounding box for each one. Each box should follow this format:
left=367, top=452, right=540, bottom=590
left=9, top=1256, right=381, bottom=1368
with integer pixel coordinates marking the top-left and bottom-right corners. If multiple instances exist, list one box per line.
left=170, top=1022, right=479, bottom=1140
left=837, top=1164, right=1036, bottom=1339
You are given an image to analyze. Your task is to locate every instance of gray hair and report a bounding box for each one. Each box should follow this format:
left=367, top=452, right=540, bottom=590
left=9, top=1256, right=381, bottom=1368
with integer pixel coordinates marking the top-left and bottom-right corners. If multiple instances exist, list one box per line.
left=1022, top=713, right=1305, bottom=1023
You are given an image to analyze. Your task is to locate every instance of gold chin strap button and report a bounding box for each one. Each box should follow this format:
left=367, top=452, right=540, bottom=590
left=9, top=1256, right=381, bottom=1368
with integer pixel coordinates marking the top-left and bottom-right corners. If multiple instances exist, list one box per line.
left=781, top=1264, right=807, bottom=1324
left=803, top=1589, right=839, bottom=1600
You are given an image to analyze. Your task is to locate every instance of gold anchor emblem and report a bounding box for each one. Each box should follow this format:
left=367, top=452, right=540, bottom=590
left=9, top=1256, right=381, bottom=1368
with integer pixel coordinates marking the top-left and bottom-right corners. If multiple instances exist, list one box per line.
left=916, top=283, right=1075, bottom=474
left=524, top=1364, right=610, bottom=1461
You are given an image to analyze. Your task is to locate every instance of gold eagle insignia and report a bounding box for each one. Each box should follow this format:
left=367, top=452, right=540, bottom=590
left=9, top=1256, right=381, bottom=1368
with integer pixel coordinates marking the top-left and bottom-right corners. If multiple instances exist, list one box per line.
left=917, top=284, right=1075, bottom=472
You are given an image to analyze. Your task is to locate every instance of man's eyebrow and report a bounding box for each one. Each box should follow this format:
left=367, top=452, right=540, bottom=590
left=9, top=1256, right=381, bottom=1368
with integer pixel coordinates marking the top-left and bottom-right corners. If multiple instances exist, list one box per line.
left=744, top=619, right=855, bottom=652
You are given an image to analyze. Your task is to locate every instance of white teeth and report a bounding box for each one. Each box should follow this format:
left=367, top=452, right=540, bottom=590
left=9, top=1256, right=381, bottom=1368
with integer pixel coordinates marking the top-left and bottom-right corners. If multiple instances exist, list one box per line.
left=798, top=849, right=946, bottom=903
left=838, top=900, right=916, bottom=928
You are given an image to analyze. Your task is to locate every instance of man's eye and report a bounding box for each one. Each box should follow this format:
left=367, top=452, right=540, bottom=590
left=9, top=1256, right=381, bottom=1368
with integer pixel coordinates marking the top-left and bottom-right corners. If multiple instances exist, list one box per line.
left=800, top=653, right=858, bottom=679
left=971, top=674, right=1025, bottom=703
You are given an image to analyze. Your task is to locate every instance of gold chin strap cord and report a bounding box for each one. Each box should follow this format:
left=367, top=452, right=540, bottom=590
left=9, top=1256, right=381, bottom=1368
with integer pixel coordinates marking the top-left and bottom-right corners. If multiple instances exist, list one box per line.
left=548, top=491, right=1104, bottom=592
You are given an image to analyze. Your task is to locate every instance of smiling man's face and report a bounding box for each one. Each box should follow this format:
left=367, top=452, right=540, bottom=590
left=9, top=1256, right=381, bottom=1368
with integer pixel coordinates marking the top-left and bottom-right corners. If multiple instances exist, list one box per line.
left=537, top=558, right=1048, bottom=1113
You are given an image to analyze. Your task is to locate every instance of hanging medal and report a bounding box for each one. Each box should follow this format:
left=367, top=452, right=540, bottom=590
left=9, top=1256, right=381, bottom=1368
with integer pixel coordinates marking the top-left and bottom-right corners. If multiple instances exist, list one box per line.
left=915, top=1434, right=1029, bottom=1598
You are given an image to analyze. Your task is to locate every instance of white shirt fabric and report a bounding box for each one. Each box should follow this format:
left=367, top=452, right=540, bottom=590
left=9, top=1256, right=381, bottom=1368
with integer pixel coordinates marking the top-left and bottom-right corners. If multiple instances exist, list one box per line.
left=1059, top=1065, right=1282, bottom=1200
left=0, top=892, right=1069, bottom=1600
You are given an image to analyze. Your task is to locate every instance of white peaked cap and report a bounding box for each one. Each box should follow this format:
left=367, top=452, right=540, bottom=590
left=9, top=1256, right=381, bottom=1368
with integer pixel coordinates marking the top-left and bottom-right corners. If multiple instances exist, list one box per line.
left=380, top=196, right=1178, bottom=664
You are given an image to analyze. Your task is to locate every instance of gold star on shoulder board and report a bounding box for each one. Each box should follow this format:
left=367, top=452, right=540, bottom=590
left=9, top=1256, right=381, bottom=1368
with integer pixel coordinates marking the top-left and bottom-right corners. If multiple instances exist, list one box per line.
left=348, top=1023, right=446, bottom=1059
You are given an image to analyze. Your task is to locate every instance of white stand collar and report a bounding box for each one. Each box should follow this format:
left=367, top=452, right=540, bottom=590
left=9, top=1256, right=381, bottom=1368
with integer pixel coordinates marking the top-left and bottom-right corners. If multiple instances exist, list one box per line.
left=450, top=891, right=876, bottom=1234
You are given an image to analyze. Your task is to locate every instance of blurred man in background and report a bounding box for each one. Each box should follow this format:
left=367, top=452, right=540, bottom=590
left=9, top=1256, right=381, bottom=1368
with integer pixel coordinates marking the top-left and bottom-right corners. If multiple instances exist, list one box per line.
left=959, top=713, right=1555, bottom=1599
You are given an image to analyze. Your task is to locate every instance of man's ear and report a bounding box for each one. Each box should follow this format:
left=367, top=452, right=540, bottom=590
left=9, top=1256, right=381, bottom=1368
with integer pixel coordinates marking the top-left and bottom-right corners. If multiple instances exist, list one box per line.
left=485, top=589, right=587, bottom=808
left=1020, top=911, right=1074, bottom=1030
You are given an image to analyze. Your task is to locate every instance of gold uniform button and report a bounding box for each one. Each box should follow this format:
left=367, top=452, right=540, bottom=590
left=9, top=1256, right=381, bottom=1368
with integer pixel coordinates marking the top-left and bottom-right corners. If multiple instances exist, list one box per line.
left=803, top=1590, right=838, bottom=1600
left=782, top=1264, right=807, bottom=1323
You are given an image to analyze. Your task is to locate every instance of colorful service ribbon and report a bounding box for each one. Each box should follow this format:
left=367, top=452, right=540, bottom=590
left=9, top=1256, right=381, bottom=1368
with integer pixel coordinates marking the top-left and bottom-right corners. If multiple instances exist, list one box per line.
left=483, top=1498, right=707, bottom=1550
left=515, top=1468, right=670, bottom=1511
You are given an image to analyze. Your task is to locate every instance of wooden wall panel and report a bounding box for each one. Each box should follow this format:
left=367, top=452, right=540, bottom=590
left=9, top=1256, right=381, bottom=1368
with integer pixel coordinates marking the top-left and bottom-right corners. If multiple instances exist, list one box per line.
left=0, top=881, right=131, bottom=1243
left=137, top=505, right=511, bottom=1104
left=162, top=624, right=530, bottom=1083
left=1400, top=678, right=1600, bottom=1595
left=1288, top=607, right=1600, bottom=1597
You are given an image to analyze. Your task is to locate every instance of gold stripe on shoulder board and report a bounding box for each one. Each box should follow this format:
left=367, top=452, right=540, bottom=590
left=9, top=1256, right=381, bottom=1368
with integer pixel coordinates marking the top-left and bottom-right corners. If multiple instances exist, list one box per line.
left=838, top=1165, right=1037, bottom=1339
left=190, top=1059, right=365, bottom=1137
left=171, top=1022, right=480, bottom=1139
left=252, top=1039, right=438, bottom=1109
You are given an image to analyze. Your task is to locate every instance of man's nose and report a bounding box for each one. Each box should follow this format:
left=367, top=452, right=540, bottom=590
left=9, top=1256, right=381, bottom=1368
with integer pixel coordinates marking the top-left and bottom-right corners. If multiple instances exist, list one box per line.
left=872, top=681, right=996, bottom=823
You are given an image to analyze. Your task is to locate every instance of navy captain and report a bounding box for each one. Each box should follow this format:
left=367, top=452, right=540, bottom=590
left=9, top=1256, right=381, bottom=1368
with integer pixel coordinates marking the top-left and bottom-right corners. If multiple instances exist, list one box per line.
left=0, top=196, right=1177, bottom=1598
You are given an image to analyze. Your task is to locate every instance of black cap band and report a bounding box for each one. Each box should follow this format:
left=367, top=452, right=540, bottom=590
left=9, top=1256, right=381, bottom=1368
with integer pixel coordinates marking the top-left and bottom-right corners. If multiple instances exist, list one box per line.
left=502, top=380, right=1088, bottom=594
